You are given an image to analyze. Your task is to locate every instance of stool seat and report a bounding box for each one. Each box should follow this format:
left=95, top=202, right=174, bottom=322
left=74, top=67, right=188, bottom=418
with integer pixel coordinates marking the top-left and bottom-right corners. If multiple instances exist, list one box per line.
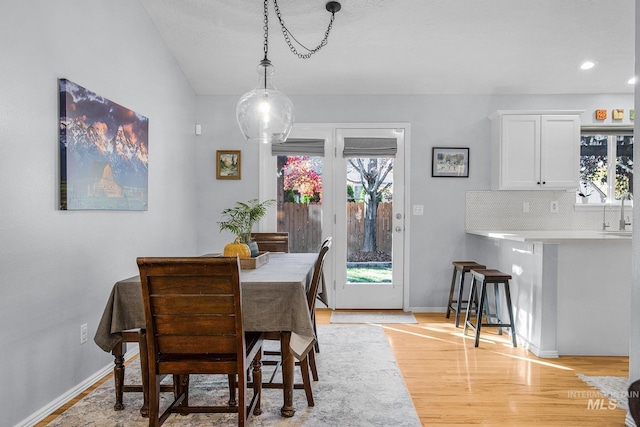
left=446, top=261, right=486, bottom=327
left=464, top=268, right=517, bottom=348
left=469, top=269, right=512, bottom=281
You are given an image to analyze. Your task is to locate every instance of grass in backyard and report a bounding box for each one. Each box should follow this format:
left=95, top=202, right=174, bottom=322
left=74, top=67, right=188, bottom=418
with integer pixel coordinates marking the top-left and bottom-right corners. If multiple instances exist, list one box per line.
left=346, top=266, right=392, bottom=283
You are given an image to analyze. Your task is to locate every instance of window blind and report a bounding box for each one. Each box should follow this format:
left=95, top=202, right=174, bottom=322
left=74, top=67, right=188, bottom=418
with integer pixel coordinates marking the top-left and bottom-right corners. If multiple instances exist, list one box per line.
left=271, top=139, right=325, bottom=156
left=342, top=137, right=397, bottom=158
left=581, top=125, right=634, bottom=136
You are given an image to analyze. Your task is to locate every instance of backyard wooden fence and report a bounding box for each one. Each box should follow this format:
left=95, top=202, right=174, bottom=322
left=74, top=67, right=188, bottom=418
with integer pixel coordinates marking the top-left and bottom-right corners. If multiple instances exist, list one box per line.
left=278, top=202, right=392, bottom=255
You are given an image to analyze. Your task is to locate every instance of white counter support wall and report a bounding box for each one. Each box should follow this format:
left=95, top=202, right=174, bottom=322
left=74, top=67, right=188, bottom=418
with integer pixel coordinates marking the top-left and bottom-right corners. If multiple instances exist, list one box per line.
left=468, top=234, right=631, bottom=357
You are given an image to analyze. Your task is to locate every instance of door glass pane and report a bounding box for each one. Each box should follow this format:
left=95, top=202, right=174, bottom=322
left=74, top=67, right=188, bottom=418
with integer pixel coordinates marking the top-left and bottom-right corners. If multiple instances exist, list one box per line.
left=346, top=157, right=393, bottom=284
left=276, top=155, right=323, bottom=253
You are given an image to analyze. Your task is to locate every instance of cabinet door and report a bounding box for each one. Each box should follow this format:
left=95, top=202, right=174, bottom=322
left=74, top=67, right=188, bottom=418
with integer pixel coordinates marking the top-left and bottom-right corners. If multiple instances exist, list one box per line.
left=540, top=115, right=579, bottom=188
left=500, top=115, right=541, bottom=189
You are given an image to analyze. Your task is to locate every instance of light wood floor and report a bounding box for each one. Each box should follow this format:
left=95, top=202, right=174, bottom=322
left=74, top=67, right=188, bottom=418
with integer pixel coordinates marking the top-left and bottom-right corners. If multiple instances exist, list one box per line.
left=40, top=310, right=629, bottom=426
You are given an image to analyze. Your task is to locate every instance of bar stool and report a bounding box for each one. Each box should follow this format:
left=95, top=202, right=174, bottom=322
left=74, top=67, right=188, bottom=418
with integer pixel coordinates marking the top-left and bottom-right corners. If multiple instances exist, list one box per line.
left=446, top=261, right=486, bottom=327
left=463, top=268, right=517, bottom=348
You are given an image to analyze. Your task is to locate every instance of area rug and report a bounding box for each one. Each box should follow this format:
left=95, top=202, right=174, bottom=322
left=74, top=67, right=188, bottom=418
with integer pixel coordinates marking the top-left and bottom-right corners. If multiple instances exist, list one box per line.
left=330, top=311, right=417, bottom=324
left=577, top=374, right=629, bottom=411
left=46, top=324, right=420, bottom=426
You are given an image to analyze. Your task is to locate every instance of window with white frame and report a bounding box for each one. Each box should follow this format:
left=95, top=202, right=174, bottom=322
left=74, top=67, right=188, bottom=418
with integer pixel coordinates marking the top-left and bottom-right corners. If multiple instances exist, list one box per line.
left=579, top=126, right=633, bottom=203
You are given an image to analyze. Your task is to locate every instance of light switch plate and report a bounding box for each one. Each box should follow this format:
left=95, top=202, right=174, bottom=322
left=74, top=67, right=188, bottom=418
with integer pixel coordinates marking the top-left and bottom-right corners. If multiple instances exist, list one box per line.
left=413, top=205, right=424, bottom=215
left=522, top=202, right=530, bottom=213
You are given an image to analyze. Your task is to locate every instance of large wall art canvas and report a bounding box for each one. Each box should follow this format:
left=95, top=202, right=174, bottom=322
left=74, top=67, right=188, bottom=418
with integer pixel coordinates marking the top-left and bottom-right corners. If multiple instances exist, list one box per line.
left=59, top=79, right=149, bottom=210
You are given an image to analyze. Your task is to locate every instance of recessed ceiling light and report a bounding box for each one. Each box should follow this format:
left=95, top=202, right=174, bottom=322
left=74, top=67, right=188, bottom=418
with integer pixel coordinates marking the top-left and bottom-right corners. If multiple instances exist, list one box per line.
left=628, top=76, right=637, bottom=85
left=580, top=61, right=596, bottom=70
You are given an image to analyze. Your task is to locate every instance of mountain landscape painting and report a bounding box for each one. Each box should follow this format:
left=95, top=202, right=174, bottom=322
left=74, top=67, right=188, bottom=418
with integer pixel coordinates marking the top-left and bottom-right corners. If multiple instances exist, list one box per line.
left=59, top=79, right=149, bottom=210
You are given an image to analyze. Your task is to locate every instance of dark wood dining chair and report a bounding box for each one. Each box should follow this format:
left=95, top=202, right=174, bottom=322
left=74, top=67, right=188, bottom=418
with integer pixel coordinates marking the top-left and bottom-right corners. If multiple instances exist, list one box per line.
left=250, top=232, right=289, bottom=253
left=260, top=238, right=332, bottom=406
left=314, top=237, right=332, bottom=353
left=137, top=256, right=264, bottom=427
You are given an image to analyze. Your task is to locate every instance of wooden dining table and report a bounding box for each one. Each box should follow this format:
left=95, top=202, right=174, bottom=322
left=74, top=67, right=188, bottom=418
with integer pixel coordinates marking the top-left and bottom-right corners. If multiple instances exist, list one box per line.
left=94, top=252, right=317, bottom=418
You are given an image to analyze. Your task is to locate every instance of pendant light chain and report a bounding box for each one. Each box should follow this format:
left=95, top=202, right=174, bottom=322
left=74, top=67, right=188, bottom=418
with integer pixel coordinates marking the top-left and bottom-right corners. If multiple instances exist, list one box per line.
left=272, top=0, right=337, bottom=59
left=263, top=0, right=269, bottom=60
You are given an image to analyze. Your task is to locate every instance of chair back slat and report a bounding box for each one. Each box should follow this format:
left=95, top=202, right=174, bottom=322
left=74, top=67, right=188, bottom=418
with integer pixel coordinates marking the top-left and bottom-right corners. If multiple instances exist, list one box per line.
left=150, top=295, right=236, bottom=315
left=154, top=315, right=236, bottom=335
left=157, top=335, right=238, bottom=354
left=251, top=232, right=289, bottom=253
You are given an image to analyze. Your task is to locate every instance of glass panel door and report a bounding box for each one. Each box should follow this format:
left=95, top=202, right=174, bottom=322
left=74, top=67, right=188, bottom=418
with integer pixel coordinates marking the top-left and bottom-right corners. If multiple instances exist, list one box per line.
left=335, top=128, right=405, bottom=309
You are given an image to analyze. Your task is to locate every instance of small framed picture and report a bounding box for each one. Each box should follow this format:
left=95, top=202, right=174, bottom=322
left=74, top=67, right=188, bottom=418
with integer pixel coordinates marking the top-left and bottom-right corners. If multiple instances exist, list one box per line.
left=432, top=147, right=469, bottom=178
left=216, top=150, right=241, bottom=180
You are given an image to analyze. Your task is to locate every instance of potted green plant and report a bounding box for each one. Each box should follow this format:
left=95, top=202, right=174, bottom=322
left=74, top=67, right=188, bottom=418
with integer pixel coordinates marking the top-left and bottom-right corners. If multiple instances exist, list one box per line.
left=218, top=199, right=275, bottom=256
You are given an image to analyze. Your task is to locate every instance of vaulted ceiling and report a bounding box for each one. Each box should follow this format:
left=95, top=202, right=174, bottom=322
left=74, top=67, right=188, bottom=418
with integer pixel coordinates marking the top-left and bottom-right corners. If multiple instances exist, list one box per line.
left=140, top=0, right=635, bottom=96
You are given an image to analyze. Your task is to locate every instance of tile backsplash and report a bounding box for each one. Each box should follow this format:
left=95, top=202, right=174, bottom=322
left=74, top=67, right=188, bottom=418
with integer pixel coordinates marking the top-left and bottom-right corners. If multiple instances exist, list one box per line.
left=466, top=190, right=631, bottom=231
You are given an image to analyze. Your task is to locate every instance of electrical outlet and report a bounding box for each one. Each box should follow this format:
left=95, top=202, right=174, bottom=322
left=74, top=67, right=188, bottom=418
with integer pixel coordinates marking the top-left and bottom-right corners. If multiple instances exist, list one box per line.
left=522, top=202, right=530, bottom=213
left=550, top=201, right=559, bottom=213
left=80, top=323, right=88, bottom=344
left=412, top=205, right=424, bottom=215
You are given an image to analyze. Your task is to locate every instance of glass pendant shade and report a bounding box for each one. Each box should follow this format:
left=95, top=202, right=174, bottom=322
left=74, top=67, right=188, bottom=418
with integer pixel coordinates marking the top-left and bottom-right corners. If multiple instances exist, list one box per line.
left=236, top=59, right=294, bottom=144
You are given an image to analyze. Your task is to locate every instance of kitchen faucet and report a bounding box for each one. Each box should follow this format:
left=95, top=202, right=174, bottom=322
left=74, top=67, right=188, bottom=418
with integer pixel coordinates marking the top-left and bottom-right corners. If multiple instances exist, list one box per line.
left=619, top=193, right=632, bottom=231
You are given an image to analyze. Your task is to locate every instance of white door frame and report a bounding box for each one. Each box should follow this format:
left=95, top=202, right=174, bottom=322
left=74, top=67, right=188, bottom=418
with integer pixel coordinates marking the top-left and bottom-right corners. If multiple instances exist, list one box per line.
left=259, top=122, right=411, bottom=311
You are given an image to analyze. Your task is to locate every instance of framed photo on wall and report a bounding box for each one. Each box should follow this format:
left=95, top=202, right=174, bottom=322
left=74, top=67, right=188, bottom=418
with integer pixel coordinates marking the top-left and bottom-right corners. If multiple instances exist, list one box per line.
left=216, top=150, right=241, bottom=180
left=432, top=147, right=469, bottom=177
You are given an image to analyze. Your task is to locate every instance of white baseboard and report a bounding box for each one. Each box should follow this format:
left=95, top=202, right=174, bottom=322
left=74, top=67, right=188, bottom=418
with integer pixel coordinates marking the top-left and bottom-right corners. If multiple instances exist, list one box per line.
left=15, top=348, right=139, bottom=427
left=409, top=306, right=447, bottom=313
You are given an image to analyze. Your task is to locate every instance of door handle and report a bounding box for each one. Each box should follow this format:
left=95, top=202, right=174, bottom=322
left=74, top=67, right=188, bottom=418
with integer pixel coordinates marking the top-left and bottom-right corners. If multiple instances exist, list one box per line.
left=395, top=226, right=402, bottom=233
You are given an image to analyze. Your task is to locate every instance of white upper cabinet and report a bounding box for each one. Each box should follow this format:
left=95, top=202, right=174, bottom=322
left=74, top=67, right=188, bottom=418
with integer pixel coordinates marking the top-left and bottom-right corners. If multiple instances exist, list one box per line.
left=490, top=110, right=582, bottom=190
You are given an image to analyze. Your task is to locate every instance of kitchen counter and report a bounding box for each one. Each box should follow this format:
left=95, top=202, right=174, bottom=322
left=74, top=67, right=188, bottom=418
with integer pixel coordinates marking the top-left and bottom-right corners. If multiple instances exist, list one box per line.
left=466, top=230, right=631, bottom=357
left=466, top=229, right=631, bottom=242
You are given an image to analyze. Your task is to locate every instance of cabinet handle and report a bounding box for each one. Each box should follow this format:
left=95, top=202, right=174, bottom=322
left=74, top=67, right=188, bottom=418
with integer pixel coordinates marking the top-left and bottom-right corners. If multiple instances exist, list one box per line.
left=537, top=181, right=541, bottom=184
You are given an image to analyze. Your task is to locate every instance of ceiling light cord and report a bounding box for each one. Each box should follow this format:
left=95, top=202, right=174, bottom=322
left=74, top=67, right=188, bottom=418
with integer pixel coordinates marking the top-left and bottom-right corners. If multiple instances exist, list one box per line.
left=273, top=0, right=339, bottom=59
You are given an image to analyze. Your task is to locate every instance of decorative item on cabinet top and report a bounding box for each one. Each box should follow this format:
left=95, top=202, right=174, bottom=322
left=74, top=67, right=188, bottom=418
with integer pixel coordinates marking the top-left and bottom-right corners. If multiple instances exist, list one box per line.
left=612, top=109, right=625, bottom=120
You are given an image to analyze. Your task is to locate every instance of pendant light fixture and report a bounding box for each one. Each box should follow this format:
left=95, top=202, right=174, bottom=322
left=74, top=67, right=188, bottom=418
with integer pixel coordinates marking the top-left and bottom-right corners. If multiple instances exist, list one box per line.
left=236, top=0, right=341, bottom=144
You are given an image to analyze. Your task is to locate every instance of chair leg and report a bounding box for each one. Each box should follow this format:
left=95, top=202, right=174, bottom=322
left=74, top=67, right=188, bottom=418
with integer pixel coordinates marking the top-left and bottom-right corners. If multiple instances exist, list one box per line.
left=446, top=267, right=457, bottom=318
left=454, top=270, right=466, bottom=327
left=252, top=354, right=263, bottom=415
left=475, top=281, right=487, bottom=347
left=148, top=375, right=161, bottom=427
left=504, top=282, right=517, bottom=347
left=313, top=315, right=320, bottom=353
left=173, top=374, right=189, bottom=413
left=308, top=346, right=318, bottom=381
left=299, top=355, right=315, bottom=407
left=463, top=275, right=477, bottom=337
left=227, top=374, right=237, bottom=406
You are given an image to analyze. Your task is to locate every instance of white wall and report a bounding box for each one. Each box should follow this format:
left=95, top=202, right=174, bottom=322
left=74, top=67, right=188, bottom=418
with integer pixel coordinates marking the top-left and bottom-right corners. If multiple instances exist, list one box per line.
left=195, top=94, right=634, bottom=311
left=0, top=1, right=197, bottom=425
